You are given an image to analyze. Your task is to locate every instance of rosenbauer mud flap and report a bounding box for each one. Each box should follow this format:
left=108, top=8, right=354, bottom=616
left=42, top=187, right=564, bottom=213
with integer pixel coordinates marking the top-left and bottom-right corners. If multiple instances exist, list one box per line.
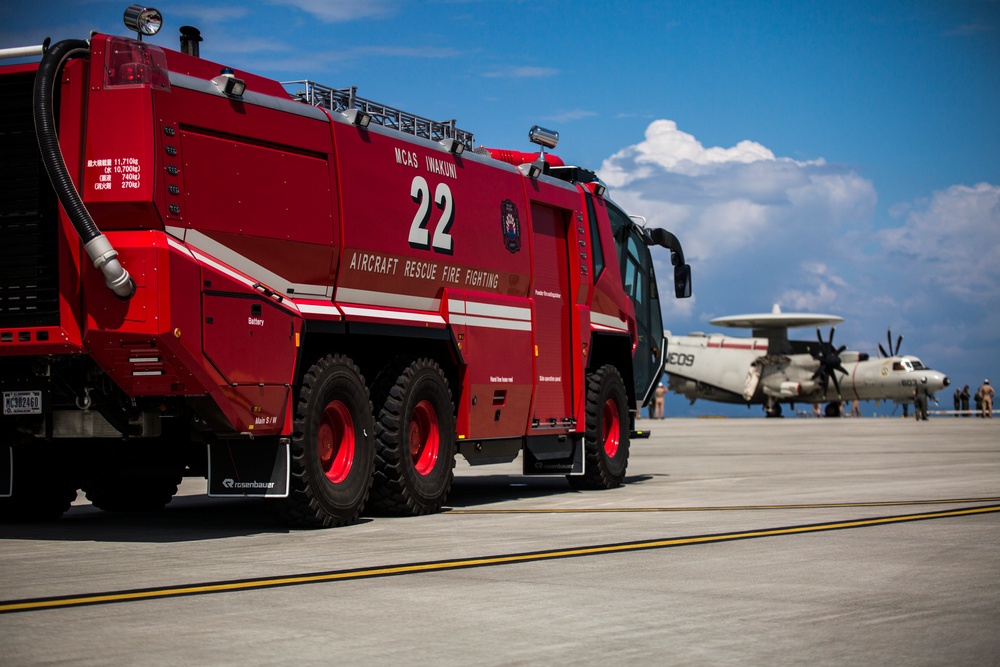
left=207, top=440, right=290, bottom=498
left=521, top=434, right=584, bottom=475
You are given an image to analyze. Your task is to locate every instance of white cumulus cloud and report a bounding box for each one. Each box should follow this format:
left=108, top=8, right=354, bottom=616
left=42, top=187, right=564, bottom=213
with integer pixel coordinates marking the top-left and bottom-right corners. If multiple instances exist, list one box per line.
left=595, top=118, right=889, bottom=343
left=878, top=182, right=1000, bottom=304
left=601, top=120, right=781, bottom=186
left=598, top=119, right=877, bottom=289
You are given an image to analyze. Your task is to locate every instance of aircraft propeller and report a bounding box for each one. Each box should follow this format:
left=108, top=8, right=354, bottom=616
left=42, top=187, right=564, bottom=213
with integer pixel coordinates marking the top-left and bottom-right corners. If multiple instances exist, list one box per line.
left=878, top=329, right=904, bottom=358
left=810, top=327, right=848, bottom=396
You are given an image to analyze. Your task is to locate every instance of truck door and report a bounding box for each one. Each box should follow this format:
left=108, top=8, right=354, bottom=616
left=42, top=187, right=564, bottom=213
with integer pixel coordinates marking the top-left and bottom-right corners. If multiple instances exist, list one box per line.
left=623, top=231, right=665, bottom=406
left=607, top=204, right=665, bottom=408
left=529, top=202, right=575, bottom=426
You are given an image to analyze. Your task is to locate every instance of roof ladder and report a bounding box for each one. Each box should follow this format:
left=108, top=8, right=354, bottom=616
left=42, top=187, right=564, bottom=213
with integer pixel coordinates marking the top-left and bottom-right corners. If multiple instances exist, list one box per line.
left=283, top=80, right=475, bottom=150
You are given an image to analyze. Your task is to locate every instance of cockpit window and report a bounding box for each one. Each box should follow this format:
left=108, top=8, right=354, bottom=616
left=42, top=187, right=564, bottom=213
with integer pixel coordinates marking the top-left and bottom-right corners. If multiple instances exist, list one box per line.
left=893, top=360, right=915, bottom=372
left=909, top=359, right=926, bottom=370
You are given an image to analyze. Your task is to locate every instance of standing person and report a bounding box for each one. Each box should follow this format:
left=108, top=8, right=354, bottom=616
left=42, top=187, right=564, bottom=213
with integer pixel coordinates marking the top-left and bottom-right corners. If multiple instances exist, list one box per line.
left=913, top=376, right=930, bottom=421
left=978, top=379, right=994, bottom=418
left=960, top=385, right=971, bottom=417
left=851, top=399, right=861, bottom=418
left=654, top=383, right=667, bottom=419
left=975, top=388, right=983, bottom=417
left=953, top=388, right=962, bottom=417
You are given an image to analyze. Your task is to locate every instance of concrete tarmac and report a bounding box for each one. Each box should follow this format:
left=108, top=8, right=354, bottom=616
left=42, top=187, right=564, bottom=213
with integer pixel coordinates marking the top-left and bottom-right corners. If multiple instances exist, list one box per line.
left=1, top=417, right=998, bottom=666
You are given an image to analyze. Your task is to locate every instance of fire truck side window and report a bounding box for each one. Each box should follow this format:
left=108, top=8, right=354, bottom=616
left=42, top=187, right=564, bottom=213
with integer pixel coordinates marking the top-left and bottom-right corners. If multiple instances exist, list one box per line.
left=625, top=237, right=644, bottom=306
left=605, top=202, right=644, bottom=305
left=607, top=202, right=629, bottom=241
left=585, top=194, right=606, bottom=281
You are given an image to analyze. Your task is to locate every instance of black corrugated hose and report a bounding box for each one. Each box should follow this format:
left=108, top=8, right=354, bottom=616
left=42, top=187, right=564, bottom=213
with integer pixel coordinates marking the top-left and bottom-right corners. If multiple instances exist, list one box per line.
left=32, top=38, right=135, bottom=299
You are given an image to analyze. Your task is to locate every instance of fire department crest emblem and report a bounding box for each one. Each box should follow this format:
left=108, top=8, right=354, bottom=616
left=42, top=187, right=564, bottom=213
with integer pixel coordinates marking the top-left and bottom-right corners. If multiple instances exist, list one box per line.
left=501, top=199, right=521, bottom=254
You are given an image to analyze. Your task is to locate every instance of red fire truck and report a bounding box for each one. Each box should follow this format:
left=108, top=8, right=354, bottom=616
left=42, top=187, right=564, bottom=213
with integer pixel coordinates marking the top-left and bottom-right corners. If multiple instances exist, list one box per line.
left=0, top=6, right=691, bottom=527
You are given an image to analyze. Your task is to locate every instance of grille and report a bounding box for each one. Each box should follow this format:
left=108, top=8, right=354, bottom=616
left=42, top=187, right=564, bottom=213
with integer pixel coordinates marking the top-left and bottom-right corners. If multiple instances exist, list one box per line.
left=0, top=72, right=60, bottom=328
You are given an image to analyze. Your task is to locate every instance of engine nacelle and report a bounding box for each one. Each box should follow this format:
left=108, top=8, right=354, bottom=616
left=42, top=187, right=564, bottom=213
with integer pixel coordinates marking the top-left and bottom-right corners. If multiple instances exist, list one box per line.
left=764, top=380, right=817, bottom=398
left=778, top=382, right=802, bottom=397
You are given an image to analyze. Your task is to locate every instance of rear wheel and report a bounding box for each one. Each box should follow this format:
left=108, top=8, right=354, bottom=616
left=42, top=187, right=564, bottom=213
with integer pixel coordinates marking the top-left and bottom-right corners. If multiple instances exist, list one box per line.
left=569, top=364, right=630, bottom=490
left=370, top=358, right=456, bottom=516
left=279, top=355, right=375, bottom=528
left=0, top=443, right=78, bottom=522
left=82, top=441, right=183, bottom=513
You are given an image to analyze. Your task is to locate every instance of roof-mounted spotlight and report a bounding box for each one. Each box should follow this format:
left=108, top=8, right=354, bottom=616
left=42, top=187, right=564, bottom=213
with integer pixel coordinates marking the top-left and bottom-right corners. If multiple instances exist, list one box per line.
left=528, top=125, right=559, bottom=167
left=344, top=108, right=372, bottom=128
left=592, top=183, right=607, bottom=197
left=212, top=67, right=246, bottom=98
left=440, top=138, right=465, bottom=155
left=528, top=125, right=559, bottom=150
left=123, top=5, right=163, bottom=41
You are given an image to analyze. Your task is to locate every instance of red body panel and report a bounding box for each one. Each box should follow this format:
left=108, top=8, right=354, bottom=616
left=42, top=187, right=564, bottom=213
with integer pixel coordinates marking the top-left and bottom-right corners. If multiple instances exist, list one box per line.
left=0, top=32, right=637, bottom=446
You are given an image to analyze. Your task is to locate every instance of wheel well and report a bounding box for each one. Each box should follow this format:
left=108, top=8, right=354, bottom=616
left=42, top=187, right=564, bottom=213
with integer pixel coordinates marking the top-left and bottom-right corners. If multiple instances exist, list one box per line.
left=587, top=332, right=636, bottom=409
left=296, top=329, right=460, bottom=404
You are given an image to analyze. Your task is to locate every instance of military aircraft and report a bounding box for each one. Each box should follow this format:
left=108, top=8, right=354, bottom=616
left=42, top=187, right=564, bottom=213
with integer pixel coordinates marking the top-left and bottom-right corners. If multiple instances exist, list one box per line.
left=664, top=305, right=950, bottom=417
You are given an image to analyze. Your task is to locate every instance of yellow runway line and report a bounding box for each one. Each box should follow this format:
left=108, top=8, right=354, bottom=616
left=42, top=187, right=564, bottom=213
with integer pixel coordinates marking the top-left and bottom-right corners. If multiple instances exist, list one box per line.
left=2, top=503, right=998, bottom=614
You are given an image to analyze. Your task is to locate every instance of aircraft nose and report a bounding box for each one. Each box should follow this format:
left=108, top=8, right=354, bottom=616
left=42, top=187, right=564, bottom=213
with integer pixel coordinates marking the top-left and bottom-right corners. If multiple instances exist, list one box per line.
left=943, top=376, right=950, bottom=387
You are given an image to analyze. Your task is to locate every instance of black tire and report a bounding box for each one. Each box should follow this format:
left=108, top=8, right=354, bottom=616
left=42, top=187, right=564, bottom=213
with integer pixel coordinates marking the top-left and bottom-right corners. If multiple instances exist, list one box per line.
left=82, top=442, right=183, bottom=513
left=0, top=444, right=78, bottom=522
left=569, top=364, right=630, bottom=490
left=84, top=476, right=181, bottom=512
left=278, top=354, right=375, bottom=528
left=369, top=358, right=456, bottom=516
left=825, top=402, right=842, bottom=418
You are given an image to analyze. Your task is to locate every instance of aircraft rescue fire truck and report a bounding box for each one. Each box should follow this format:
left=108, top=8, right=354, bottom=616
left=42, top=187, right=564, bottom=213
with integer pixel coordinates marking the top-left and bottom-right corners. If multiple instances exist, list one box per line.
left=0, top=6, right=691, bottom=527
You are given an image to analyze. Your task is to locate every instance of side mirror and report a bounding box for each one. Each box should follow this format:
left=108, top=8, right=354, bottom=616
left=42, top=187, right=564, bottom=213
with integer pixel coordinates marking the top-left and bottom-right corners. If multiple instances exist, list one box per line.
left=674, top=264, right=692, bottom=299
left=645, top=227, right=693, bottom=298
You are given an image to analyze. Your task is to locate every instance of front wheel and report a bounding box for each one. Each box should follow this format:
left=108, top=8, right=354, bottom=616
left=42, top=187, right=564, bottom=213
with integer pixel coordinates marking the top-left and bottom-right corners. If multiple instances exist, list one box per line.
left=369, top=358, right=456, bottom=516
left=278, top=354, right=375, bottom=528
left=569, top=364, right=630, bottom=490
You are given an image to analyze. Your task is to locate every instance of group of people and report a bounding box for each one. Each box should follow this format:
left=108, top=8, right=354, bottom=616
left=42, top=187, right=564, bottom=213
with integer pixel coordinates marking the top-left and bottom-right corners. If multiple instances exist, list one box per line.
left=648, top=379, right=995, bottom=420
left=951, top=380, right=994, bottom=418
left=916, top=378, right=994, bottom=421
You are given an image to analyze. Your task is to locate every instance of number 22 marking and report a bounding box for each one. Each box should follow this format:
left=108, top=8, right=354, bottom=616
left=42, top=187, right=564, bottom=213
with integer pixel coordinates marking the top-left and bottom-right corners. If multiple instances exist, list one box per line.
left=408, top=176, right=454, bottom=254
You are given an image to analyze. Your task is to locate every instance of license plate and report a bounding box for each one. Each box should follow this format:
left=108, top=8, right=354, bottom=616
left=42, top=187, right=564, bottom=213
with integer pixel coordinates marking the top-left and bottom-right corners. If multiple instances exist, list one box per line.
left=3, top=390, right=42, bottom=415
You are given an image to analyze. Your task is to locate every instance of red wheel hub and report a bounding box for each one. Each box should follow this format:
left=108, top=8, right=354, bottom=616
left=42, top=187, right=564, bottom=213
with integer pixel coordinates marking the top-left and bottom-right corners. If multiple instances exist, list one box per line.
left=602, top=398, right=620, bottom=458
left=408, top=399, right=440, bottom=476
left=317, top=400, right=355, bottom=484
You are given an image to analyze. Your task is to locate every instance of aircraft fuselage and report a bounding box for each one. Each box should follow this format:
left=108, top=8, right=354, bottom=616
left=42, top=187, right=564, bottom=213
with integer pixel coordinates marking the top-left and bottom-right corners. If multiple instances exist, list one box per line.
left=665, top=332, right=950, bottom=406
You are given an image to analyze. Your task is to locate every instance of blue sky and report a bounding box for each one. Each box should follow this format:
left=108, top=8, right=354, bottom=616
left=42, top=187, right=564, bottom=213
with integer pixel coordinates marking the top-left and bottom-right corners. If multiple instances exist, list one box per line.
left=3, top=1, right=998, bottom=416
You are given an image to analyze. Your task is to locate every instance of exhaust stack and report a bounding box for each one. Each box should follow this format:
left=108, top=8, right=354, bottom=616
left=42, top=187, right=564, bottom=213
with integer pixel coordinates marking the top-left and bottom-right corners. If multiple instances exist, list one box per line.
left=179, top=26, right=202, bottom=57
